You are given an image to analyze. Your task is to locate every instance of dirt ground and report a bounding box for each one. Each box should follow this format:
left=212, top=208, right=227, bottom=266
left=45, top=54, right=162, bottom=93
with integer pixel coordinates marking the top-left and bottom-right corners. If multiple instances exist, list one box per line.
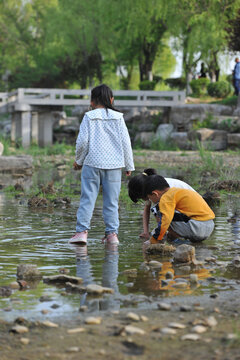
left=1, top=290, right=240, bottom=360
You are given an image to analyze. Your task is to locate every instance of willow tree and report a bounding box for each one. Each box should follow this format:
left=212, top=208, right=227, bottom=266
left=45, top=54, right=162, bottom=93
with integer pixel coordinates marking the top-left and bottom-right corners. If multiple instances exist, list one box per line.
left=171, top=0, right=240, bottom=94
left=98, top=0, right=172, bottom=84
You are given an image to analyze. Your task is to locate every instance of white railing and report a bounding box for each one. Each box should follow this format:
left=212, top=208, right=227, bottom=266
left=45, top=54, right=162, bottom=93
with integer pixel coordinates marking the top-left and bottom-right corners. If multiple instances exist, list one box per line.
left=0, top=88, right=185, bottom=110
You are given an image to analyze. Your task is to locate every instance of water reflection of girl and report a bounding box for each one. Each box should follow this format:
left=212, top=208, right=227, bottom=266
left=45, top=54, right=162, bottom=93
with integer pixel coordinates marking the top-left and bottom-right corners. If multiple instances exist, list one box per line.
left=74, top=244, right=119, bottom=310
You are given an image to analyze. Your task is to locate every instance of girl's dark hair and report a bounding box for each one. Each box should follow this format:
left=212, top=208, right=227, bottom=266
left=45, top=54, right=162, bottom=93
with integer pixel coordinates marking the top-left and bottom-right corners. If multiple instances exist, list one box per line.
left=143, top=175, right=170, bottom=199
left=91, top=84, right=120, bottom=112
left=143, top=168, right=157, bottom=176
left=128, top=168, right=157, bottom=203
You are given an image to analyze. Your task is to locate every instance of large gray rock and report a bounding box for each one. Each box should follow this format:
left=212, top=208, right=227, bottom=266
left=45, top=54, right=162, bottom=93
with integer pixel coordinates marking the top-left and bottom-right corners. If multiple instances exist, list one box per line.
left=170, top=132, right=191, bottom=150
left=188, top=128, right=227, bottom=150
left=156, top=124, right=174, bottom=141
left=0, top=155, right=33, bottom=174
left=170, top=104, right=234, bottom=131
left=134, top=131, right=154, bottom=147
left=0, top=142, right=3, bottom=156
left=227, top=133, right=240, bottom=148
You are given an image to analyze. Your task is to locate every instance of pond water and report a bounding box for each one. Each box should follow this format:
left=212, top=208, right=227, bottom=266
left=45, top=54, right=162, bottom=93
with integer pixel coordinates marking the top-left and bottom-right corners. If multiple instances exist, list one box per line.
left=0, top=169, right=240, bottom=322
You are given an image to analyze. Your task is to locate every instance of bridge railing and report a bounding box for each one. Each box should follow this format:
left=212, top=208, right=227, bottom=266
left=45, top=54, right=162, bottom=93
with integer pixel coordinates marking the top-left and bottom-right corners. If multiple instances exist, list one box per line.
left=2, top=88, right=185, bottom=108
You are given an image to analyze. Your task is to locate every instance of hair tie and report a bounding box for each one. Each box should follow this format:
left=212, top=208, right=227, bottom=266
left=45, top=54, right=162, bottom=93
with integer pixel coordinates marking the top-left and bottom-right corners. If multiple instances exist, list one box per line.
left=142, top=172, right=148, bottom=176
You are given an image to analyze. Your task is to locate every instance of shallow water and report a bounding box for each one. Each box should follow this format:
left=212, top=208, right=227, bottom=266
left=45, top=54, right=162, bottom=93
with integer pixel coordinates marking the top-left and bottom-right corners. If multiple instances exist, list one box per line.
left=0, top=183, right=240, bottom=322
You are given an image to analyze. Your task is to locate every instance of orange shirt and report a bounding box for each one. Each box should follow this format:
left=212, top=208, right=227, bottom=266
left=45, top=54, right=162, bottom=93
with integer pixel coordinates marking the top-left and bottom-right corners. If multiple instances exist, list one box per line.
left=150, top=187, right=215, bottom=243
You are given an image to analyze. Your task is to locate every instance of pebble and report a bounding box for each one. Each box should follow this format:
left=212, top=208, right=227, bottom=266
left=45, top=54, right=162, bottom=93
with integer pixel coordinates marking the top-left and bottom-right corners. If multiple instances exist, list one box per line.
left=148, top=260, right=162, bottom=269
left=225, top=333, right=238, bottom=340
left=157, top=302, right=171, bottom=311
left=140, top=315, right=148, bottom=322
left=99, top=349, right=106, bottom=355
left=126, top=282, right=134, bottom=288
left=11, top=325, right=29, bottom=334
left=66, top=347, right=80, bottom=353
left=181, top=334, right=200, bottom=341
left=39, top=295, right=52, bottom=302
left=67, top=327, right=85, bottom=334
left=41, top=309, right=50, bottom=315
left=161, top=327, right=177, bottom=335
left=42, top=321, right=59, bottom=328
left=172, top=282, right=188, bottom=289
left=79, top=305, right=88, bottom=312
left=85, top=316, right=102, bottom=325
left=180, top=305, right=191, bottom=312
left=9, top=282, right=20, bottom=289
left=192, top=325, right=207, bottom=334
left=205, top=316, right=218, bottom=327
left=127, top=312, right=140, bottom=321
left=20, top=338, right=30, bottom=345
left=210, top=293, right=218, bottom=299
left=168, top=322, right=186, bottom=329
left=189, top=274, right=198, bottom=284
left=124, top=325, right=145, bottom=335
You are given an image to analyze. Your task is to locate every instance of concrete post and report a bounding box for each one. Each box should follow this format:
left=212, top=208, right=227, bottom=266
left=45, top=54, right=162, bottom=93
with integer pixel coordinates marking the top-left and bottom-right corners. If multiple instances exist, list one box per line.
left=38, top=111, right=53, bottom=147
left=11, top=111, right=31, bottom=147
left=31, top=112, right=39, bottom=145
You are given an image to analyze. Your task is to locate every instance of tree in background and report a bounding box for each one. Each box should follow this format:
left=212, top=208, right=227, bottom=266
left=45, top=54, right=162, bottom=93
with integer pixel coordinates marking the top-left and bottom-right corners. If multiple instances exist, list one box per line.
left=170, top=0, right=240, bottom=94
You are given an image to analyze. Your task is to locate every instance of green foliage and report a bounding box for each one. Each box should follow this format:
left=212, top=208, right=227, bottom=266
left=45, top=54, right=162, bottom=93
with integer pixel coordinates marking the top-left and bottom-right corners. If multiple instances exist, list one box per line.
left=139, top=80, right=156, bottom=90
left=164, top=77, right=186, bottom=90
left=0, top=135, right=11, bottom=156
left=197, top=140, right=223, bottom=170
left=190, top=78, right=210, bottom=96
left=211, top=95, right=237, bottom=106
left=207, top=81, right=231, bottom=98
left=193, top=113, right=214, bottom=130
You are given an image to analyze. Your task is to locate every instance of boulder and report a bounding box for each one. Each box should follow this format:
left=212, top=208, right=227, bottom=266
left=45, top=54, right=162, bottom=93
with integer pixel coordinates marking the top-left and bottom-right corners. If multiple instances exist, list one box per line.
left=0, top=142, right=3, bottom=156
left=170, top=132, right=191, bottom=149
left=156, top=124, right=174, bottom=141
left=0, top=156, right=33, bottom=175
left=170, top=104, right=234, bottom=132
left=134, top=131, right=154, bottom=148
left=188, top=128, right=227, bottom=150
left=227, top=133, right=240, bottom=148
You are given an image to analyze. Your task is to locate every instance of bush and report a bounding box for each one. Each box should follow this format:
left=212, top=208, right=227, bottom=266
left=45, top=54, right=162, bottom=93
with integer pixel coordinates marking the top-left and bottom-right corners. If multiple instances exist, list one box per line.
left=138, top=80, right=156, bottom=90
left=164, top=77, right=186, bottom=90
left=190, top=78, right=210, bottom=96
left=207, top=81, right=231, bottom=98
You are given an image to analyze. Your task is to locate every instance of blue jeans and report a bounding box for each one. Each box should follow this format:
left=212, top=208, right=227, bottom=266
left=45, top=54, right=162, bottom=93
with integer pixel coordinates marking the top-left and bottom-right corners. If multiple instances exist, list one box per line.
left=76, top=165, right=122, bottom=234
left=234, top=79, right=240, bottom=95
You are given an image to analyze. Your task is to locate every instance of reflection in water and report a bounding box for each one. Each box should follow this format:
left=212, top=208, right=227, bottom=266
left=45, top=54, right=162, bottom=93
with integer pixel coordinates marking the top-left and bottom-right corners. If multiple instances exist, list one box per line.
left=74, top=243, right=119, bottom=311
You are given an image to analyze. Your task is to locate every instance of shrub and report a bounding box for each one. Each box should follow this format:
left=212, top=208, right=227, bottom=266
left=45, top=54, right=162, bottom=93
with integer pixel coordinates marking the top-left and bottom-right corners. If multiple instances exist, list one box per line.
left=207, top=81, right=231, bottom=98
left=138, top=80, right=156, bottom=90
left=164, top=77, right=186, bottom=90
left=190, top=78, right=210, bottom=96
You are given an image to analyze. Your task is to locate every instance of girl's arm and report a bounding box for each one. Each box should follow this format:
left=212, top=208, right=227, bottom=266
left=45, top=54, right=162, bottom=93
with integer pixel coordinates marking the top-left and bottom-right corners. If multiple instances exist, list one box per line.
left=139, top=201, right=151, bottom=239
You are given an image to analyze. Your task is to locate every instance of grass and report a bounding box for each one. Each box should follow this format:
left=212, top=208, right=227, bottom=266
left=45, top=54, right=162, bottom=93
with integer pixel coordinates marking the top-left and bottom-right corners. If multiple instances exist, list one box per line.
left=211, top=95, right=238, bottom=106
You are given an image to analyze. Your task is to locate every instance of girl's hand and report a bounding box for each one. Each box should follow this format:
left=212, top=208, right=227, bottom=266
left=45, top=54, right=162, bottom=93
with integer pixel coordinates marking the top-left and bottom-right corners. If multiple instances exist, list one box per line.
left=139, top=232, right=150, bottom=240
left=125, top=171, right=131, bottom=176
left=73, top=161, right=82, bottom=170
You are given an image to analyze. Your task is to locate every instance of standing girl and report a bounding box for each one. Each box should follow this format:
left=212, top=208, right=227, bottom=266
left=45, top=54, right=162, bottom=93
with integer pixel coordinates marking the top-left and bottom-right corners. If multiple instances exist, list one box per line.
left=69, top=84, right=135, bottom=245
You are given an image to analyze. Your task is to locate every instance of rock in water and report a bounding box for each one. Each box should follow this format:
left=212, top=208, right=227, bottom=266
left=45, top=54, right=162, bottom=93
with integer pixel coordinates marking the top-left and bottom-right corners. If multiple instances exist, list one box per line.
left=17, top=264, right=42, bottom=280
left=173, top=244, right=196, bottom=264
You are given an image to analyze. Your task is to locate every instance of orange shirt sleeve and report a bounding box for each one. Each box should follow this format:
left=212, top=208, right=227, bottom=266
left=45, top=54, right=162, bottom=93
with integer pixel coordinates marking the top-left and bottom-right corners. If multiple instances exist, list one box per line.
left=150, top=194, right=176, bottom=243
